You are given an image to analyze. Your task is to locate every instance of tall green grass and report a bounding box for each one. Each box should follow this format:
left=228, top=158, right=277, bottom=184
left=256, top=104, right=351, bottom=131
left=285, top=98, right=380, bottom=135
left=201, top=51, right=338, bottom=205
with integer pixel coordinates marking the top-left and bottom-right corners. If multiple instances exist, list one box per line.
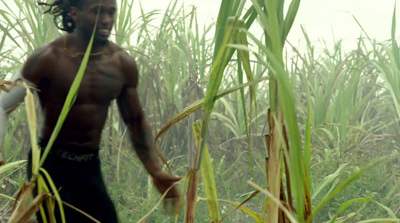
left=1, top=0, right=400, bottom=222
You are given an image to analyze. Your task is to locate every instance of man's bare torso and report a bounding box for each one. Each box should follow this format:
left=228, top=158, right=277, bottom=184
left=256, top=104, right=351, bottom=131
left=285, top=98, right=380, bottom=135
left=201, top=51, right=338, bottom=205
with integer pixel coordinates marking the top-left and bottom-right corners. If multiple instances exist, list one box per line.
left=23, top=34, right=134, bottom=150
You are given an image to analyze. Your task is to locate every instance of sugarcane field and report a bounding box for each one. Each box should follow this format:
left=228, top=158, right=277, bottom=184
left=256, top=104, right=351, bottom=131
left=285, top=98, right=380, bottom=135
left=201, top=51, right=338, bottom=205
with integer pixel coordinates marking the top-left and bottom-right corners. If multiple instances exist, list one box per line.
left=1, top=0, right=400, bottom=222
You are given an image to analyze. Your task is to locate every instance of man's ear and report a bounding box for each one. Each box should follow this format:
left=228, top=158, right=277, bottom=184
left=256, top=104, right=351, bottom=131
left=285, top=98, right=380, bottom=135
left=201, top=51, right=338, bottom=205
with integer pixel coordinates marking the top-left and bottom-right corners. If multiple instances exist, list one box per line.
left=69, top=7, right=79, bottom=22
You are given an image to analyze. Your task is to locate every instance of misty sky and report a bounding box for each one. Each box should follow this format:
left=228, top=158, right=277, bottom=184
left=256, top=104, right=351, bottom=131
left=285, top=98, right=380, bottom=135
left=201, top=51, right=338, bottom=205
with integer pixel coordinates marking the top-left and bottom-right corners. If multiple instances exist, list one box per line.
left=1, top=0, right=398, bottom=51
left=135, top=0, right=398, bottom=50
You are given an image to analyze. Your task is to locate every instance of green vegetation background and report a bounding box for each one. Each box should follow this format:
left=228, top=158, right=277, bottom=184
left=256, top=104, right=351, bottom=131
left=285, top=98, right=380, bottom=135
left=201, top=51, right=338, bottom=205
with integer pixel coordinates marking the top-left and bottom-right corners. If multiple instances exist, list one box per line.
left=1, top=0, right=400, bottom=222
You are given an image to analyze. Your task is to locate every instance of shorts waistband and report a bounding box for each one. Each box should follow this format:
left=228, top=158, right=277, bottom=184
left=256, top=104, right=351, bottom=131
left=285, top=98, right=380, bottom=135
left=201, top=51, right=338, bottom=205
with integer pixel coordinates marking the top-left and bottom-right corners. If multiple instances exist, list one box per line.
left=38, top=140, right=99, bottom=163
left=47, top=148, right=99, bottom=162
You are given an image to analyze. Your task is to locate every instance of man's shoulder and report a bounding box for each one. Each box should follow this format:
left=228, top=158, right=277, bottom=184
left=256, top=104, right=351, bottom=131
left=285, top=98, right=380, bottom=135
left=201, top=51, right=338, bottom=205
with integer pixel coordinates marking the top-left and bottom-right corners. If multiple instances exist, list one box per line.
left=28, top=36, right=65, bottom=62
left=106, top=42, right=138, bottom=86
left=107, top=41, right=123, bottom=52
left=22, top=36, right=65, bottom=82
left=107, top=42, right=133, bottom=61
left=108, top=43, right=137, bottom=70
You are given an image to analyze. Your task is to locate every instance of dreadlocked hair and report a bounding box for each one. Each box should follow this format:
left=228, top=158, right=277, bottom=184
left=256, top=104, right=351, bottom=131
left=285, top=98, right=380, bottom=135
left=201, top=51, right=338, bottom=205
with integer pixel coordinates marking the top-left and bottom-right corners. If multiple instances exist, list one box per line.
left=38, top=0, right=83, bottom=33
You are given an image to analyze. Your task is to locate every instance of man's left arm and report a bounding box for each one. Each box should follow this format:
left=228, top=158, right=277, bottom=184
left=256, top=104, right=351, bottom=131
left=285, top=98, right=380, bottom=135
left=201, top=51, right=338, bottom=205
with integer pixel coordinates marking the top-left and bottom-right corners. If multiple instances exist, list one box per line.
left=117, top=85, right=162, bottom=176
left=117, top=53, right=181, bottom=212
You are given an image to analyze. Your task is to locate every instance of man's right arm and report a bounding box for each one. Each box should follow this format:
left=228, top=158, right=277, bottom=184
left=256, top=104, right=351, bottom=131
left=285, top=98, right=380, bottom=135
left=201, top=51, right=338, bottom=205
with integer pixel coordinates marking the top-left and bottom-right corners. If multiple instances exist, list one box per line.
left=0, top=44, right=55, bottom=157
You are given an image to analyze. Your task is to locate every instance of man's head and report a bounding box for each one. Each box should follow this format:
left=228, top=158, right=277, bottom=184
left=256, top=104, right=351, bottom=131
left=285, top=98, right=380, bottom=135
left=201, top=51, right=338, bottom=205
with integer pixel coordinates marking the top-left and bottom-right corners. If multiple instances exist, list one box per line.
left=70, top=0, right=116, bottom=43
left=41, top=0, right=116, bottom=43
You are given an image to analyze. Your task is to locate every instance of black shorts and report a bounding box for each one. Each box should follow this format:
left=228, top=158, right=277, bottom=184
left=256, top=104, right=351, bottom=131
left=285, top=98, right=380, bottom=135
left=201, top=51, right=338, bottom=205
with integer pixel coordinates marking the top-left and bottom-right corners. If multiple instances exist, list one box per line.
left=27, top=143, right=119, bottom=223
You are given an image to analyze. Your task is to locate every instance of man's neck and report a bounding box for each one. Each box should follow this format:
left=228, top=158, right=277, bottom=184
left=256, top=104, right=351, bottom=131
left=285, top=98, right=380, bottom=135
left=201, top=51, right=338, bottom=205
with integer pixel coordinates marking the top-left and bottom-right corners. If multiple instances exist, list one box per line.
left=69, top=32, right=108, bottom=53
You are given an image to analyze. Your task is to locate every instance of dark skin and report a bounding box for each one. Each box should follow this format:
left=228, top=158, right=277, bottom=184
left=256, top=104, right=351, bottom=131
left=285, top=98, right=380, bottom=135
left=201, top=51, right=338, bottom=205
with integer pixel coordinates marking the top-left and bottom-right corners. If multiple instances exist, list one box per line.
left=20, top=0, right=180, bottom=214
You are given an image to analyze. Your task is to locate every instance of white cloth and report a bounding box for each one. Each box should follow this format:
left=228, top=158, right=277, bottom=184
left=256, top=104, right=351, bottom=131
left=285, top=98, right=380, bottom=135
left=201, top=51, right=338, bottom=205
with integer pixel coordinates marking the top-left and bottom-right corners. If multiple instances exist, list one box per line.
left=0, top=73, right=30, bottom=150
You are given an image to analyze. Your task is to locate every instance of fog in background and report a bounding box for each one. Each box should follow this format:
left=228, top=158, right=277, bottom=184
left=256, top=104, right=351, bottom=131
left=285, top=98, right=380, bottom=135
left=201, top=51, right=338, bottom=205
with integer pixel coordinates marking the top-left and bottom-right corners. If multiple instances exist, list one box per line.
left=135, top=0, right=399, bottom=51
left=1, top=0, right=398, bottom=53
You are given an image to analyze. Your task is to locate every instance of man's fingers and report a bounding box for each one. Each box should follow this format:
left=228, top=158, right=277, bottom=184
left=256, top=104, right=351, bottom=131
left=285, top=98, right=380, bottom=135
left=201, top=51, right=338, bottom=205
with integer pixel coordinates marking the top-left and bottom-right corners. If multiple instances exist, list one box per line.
left=170, top=176, right=182, bottom=182
left=163, top=197, right=182, bottom=215
left=153, top=172, right=182, bottom=182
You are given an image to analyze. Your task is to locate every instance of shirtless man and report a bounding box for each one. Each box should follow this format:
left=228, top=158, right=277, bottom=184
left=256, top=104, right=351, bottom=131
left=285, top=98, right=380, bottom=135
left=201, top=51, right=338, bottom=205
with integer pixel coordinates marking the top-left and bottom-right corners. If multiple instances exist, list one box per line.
left=0, top=0, right=180, bottom=222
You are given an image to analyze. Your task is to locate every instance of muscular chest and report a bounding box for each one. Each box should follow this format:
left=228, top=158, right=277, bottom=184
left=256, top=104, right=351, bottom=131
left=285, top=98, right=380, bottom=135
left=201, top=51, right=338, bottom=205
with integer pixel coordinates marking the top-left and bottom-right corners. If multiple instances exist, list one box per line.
left=42, top=59, right=124, bottom=104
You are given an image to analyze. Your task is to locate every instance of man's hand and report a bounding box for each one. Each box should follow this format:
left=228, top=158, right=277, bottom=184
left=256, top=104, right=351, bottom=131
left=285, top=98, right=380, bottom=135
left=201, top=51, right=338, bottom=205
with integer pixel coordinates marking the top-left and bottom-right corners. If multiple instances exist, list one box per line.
left=152, top=171, right=182, bottom=215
